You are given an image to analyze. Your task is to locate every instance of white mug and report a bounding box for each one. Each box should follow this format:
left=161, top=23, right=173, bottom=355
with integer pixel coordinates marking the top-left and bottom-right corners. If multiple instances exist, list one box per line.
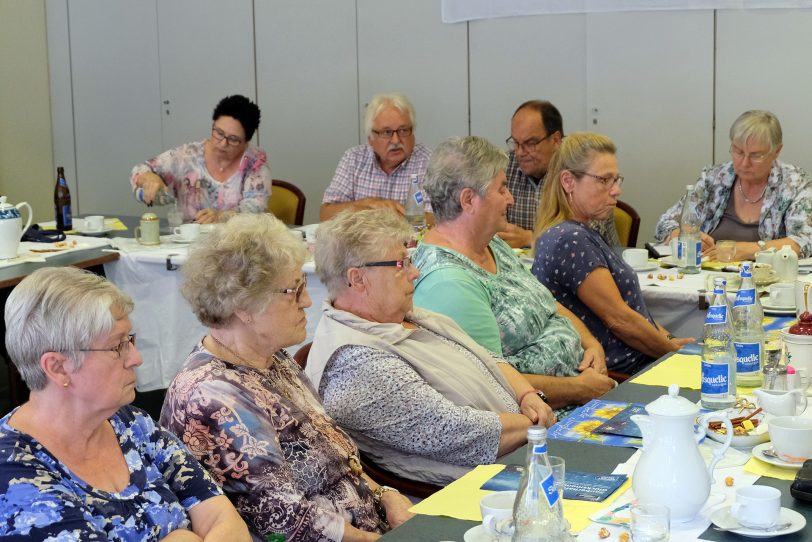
left=730, top=485, right=781, bottom=528
left=787, top=367, right=810, bottom=391
left=173, top=223, right=200, bottom=241
left=769, top=283, right=794, bottom=307
left=622, top=248, right=648, bottom=269
left=84, top=215, right=105, bottom=232
left=480, top=491, right=516, bottom=540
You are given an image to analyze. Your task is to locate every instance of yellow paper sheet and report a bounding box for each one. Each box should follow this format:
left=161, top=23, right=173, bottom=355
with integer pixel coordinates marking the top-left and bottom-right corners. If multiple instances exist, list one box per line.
left=408, top=464, right=631, bottom=533
left=743, top=457, right=798, bottom=481
left=630, top=354, right=701, bottom=389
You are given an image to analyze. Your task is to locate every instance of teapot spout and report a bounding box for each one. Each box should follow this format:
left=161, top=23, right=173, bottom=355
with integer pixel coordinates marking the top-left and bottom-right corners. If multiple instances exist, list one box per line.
left=630, top=414, right=653, bottom=448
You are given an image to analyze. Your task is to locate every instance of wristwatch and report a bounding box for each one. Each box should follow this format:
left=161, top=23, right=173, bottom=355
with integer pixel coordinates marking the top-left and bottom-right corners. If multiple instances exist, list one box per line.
left=373, top=485, right=400, bottom=504
left=535, top=390, right=548, bottom=403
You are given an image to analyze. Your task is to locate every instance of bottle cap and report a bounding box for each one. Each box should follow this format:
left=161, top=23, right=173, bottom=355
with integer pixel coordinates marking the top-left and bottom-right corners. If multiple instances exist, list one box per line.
left=527, top=425, right=547, bottom=440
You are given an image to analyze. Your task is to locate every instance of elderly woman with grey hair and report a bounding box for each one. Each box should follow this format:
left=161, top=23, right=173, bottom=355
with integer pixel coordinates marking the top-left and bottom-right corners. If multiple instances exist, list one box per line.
left=0, top=267, right=249, bottom=541
left=159, top=213, right=411, bottom=542
left=307, top=209, right=553, bottom=486
left=412, top=136, right=615, bottom=415
left=655, top=109, right=812, bottom=259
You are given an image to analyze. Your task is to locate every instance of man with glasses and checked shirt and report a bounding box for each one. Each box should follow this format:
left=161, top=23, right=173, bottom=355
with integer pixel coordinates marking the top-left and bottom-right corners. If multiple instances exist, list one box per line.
left=499, top=99, right=618, bottom=248
left=320, top=93, right=433, bottom=222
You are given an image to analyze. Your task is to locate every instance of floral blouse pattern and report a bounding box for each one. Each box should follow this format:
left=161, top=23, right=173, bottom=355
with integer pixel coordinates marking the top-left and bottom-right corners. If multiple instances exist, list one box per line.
left=159, top=345, right=384, bottom=542
left=654, top=160, right=812, bottom=256
left=533, top=220, right=654, bottom=374
left=130, top=140, right=272, bottom=221
left=413, top=236, right=584, bottom=378
left=0, top=405, right=221, bottom=541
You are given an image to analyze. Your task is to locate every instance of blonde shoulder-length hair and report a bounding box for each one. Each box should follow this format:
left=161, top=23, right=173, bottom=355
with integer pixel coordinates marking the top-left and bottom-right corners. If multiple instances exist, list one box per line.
left=534, top=132, right=616, bottom=236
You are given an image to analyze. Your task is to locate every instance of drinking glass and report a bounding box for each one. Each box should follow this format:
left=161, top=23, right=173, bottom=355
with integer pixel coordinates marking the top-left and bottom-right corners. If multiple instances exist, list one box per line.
left=630, top=502, right=670, bottom=542
left=167, top=204, right=183, bottom=230
left=717, top=240, right=736, bottom=262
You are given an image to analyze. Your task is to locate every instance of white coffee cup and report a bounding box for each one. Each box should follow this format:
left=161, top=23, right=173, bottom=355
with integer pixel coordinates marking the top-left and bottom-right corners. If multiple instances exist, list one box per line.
left=769, top=416, right=812, bottom=463
left=84, top=215, right=105, bottom=232
left=769, top=283, right=795, bottom=307
left=622, top=248, right=648, bottom=269
left=730, top=485, right=781, bottom=528
left=787, top=367, right=810, bottom=391
left=480, top=491, right=516, bottom=540
left=173, top=223, right=200, bottom=241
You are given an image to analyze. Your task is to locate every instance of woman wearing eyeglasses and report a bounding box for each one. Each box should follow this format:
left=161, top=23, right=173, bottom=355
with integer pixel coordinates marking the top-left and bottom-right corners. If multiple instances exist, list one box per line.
left=160, top=214, right=411, bottom=542
left=533, top=133, right=693, bottom=375
left=0, top=266, right=250, bottom=541
left=130, top=94, right=271, bottom=224
left=411, top=136, right=614, bottom=416
left=655, top=110, right=812, bottom=260
left=307, top=209, right=553, bottom=486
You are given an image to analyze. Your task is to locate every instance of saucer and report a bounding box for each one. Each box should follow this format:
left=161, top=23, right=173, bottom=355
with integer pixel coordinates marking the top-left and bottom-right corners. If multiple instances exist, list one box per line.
left=710, top=505, right=805, bottom=538
left=74, top=227, right=113, bottom=236
left=761, top=302, right=796, bottom=316
left=751, top=442, right=803, bottom=468
left=463, top=525, right=509, bottom=542
left=168, top=235, right=196, bottom=244
left=631, top=262, right=658, bottom=273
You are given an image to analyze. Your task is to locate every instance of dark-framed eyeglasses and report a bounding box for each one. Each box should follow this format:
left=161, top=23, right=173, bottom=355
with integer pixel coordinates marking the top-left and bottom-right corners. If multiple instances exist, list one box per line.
left=360, top=256, right=412, bottom=270
left=571, top=170, right=624, bottom=189
left=273, top=275, right=308, bottom=302
left=371, top=127, right=413, bottom=140
left=506, top=132, right=555, bottom=153
left=211, top=125, right=245, bottom=146
left=76, top=333, right=136, bottom=359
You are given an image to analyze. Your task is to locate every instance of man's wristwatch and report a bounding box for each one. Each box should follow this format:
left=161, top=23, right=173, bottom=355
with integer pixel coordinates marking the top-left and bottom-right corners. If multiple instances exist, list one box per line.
left=534, top=390, right=548, bottom=403
left=373, top=485, right=400, bottom=504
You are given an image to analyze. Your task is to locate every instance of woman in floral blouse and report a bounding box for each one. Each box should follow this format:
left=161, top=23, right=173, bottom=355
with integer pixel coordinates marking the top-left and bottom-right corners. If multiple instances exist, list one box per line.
left=160, top=213, right=412, bottom=542
left=131, top=94, right=272, bottom=224
left=655, top=110, right=812, bottom=259
left=0, top=267, right=248, bottom=541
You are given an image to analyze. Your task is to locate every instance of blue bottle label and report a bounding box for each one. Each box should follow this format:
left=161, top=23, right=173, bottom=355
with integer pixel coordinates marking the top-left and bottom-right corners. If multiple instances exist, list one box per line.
left=532, top=443, right=547, bottom=454
left=701, top=361, right=730, bottom=394
left=705, top=305, right=727, bottom=324
left=694, top=241, right=701, bottom=265
left=540, top=473, right=559, bottom=507
left=413, top=191, right=424, bottom=205
left=740, top=264, right=752, bottom=278
left=678, top=241, right=684, bottom=260
left=733, top=288, right=756, bottom=307
left=734, top=342, right=760, bottom=373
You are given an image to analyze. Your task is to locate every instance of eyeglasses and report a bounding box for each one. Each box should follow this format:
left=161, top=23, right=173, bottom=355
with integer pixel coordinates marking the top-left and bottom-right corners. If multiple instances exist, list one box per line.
left=371, top=127, right=413, bottom=140
left=571, top=170, right=624, bottom=189
left=506, top=132, right=555, bottom=153
left=360, top=256, right=412, bottom=269
left=211, top=126, right=245, bottom=146
left=76, top=333, right=137, bottom=359
left=273, top=275, right=308, bottom=302
left=730, top=146, right=770, bottom=164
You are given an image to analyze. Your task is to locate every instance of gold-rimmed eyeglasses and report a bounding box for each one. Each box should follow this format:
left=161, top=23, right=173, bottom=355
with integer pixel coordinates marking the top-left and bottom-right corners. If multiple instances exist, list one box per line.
left=571, top=170, right=624, bottom=189
left=273, top=275, right=308, bottom=302
left=76, top=333, right=137, bottom=359
left=729, top=145, right=770, bottom=164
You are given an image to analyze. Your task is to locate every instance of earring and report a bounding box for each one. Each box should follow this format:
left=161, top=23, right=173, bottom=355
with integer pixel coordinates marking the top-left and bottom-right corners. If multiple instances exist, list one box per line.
left=63, top=380, right=70, bottom=388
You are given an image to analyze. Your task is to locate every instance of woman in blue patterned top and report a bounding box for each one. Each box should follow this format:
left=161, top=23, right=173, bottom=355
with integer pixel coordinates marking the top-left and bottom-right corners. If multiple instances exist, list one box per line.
left=533, top=133, right=693, bottom=374
left=0, top=267, right=249, bottom=541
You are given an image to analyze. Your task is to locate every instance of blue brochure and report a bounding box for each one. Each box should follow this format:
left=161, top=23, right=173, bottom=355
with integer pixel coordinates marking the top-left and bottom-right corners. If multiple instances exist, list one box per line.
left=481, top=465, right=627, bottom=502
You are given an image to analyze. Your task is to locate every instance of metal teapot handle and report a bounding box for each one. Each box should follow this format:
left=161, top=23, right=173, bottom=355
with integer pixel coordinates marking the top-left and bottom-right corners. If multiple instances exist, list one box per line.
left=697, top=412, right=733, bottom=482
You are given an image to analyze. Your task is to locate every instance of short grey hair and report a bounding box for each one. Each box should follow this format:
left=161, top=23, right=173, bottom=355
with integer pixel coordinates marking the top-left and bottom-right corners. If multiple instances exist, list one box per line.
left=729, top=110, right=782, bottom=150
left=363, top=93, right=416, bottom=138
left=182, top=213, right=308, bottom=327
left=315, top=209, right=412, bottom=297
left=5, top=267, right=134, bottom=392
left=424, top=136, right=509, bottom=223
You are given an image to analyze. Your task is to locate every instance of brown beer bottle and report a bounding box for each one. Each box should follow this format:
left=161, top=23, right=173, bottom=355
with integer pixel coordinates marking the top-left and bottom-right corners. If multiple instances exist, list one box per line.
left=54, top=166, right=72, bottom=231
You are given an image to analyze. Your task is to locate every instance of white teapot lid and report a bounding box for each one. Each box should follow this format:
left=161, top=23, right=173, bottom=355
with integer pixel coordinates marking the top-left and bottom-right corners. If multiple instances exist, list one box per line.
left=645, top=384, right=698, bottom=417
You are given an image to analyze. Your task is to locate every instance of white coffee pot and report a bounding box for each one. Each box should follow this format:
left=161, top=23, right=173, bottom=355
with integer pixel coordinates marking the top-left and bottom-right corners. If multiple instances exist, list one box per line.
left=631, top=384, right=733, bottom=522
left=0, top=196, right=33, bottom=259
left=773, top=245, right=799, bottom=282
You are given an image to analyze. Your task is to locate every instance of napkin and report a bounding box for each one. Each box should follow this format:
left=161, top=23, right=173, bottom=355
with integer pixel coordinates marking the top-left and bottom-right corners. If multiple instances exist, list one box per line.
left=630, top=354, right=766, bottom=396
left=743, top=457, right=798, bottom=481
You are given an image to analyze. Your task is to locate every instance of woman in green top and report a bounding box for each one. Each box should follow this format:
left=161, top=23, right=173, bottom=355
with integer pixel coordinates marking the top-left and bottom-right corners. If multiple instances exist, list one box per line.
left=413, top=136, right=616, bottom=412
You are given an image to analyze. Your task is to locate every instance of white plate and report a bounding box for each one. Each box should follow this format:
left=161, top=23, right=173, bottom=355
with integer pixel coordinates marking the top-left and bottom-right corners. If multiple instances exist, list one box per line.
left=751, top=442, right=804, bottom=468
left=73, top=227, right=113, bottom=236
left=631, top=263, right=658, bottom=273
left=704, top=408, right=769, bottom=448
left=762, top=302, right=796, bottom=315
left=168, top=235, right=196, bottom=244
left=464, top=525, right=509, bottom=542
left=710, top=505, right=806, bottom=538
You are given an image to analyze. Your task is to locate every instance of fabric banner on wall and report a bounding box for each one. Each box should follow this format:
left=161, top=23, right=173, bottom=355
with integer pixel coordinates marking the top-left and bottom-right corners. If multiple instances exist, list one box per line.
left=442, top=0, right=812, bottom=23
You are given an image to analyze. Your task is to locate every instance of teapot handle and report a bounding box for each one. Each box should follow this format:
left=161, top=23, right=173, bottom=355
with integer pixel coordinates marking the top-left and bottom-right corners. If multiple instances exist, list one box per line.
left=698, top=412, right=733, bottom=481
left=16, top=202, right=33, bottom=239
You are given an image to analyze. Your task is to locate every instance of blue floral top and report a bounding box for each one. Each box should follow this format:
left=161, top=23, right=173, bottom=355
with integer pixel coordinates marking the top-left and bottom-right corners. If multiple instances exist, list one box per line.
left=0, top=405, right=222, bottom=541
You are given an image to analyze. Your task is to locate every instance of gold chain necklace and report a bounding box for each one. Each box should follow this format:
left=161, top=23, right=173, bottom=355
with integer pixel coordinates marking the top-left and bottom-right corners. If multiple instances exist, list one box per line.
left=208, top=333, right=268, bottom=369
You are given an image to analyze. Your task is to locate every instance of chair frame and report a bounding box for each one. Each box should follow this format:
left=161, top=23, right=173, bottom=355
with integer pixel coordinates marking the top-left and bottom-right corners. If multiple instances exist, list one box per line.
left=615, top=200, right=641, bottom=248
left=271, top=179, right=306, bottom=226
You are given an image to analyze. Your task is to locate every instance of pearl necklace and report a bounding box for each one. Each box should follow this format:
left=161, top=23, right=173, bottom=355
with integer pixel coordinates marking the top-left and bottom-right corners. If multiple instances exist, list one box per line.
left=737, top=178, right=767, bottom=204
